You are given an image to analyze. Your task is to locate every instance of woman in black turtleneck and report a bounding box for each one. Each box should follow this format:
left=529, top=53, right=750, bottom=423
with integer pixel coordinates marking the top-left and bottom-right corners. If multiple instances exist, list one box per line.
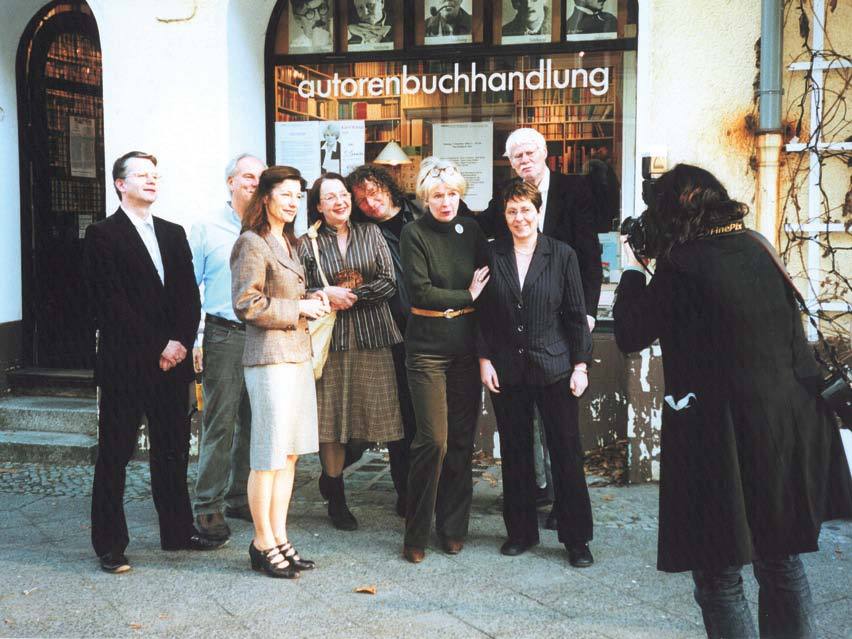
left=399, top=157, right=489, bottom=563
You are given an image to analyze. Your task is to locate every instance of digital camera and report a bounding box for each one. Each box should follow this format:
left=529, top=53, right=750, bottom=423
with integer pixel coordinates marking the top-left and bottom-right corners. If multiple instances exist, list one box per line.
left=619, top=157, right=660, bottom=260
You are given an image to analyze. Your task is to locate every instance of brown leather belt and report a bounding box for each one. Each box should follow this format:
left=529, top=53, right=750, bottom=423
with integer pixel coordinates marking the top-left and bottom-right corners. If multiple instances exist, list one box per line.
left=410, top=306, right=475, bottom=319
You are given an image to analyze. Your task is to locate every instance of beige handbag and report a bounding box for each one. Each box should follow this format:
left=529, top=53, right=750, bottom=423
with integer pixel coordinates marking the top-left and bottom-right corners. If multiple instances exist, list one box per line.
left=306, top=221, right=336, bottom=380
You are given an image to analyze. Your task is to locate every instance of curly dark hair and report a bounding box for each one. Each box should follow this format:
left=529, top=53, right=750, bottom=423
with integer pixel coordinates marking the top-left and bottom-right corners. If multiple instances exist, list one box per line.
left=346, top=164, right=407, bottom=222
left=307, top=172, right=349, bottom=225
left=647, top=163, right=749, bottom=259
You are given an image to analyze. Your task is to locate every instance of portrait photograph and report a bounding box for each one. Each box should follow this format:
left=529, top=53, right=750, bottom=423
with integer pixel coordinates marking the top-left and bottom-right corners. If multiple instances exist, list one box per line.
left=348, top=0, right=395, bottom=51
left=423, top=0, right=473, bottom=45
left=565, top=0, right=618, bottom=41
left=501, top=0, right=552, bottom=45
left=289, top=0, right=334, bottom=54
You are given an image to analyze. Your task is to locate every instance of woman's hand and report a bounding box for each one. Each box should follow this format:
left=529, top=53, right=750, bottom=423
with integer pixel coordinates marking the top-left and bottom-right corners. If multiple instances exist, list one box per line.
left=299, top=298, right=330, bottom=320
left=309, top=289, right=331, bottom=311
left=324, top=286, right=357, bottom=310
left=570, top=367, right=588, bottom=397
left=468, top=266, right=490, bottom=301
left=479, top=358, right=500, bottom=394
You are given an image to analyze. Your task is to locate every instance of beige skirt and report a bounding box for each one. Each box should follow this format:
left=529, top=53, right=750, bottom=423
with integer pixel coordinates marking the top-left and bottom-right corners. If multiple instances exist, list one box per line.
left=316, top=347, right=403, bottom=444
left=244, top=360, right=319, bottom=469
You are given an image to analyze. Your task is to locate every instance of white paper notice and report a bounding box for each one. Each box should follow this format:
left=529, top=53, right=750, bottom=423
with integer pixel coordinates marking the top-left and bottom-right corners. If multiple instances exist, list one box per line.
left=274, top=120, right=366, bottom=236
left=69, top=116, right=97, bottom=178
left=432, top=122, right=492, bottom=211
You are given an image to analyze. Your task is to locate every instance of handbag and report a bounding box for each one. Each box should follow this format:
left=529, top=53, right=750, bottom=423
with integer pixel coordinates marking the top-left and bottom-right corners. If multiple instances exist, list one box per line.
left=747, top=230, right=852, bottom=427
left=306, top=220, right=336, bottom=380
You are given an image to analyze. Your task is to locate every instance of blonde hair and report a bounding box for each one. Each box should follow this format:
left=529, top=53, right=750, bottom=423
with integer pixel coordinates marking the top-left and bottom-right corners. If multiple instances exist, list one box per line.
left=415, top=157, right=467, bottom=201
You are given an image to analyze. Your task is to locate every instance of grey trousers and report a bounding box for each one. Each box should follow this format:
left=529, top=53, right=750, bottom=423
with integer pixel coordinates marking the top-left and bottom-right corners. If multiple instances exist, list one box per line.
left=193, top=323, right=251, bottom=515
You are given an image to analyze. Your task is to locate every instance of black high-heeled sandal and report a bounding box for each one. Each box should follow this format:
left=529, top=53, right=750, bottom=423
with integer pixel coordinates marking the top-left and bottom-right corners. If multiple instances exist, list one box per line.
left=249, top=542, right=299, bottom=579
left=278, top=541, right=316, bottom=571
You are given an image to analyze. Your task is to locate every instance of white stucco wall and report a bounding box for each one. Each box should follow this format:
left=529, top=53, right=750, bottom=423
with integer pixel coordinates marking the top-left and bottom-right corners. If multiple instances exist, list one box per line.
left=633, top=0, right=761, bottom=219
left=0, top=0, right=274, bottom=325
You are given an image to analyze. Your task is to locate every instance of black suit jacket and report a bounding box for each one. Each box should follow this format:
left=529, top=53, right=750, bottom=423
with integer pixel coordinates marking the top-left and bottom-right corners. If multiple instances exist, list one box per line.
left=473, top=171, right=603, bottom=315
left=84, top=208, right=200, bottom=392
left=477, top=235, right=592, bottom=387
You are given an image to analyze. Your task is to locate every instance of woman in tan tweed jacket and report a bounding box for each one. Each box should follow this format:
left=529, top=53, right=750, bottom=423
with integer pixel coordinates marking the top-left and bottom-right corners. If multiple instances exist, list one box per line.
left=231, top=165, right=330, bottom=578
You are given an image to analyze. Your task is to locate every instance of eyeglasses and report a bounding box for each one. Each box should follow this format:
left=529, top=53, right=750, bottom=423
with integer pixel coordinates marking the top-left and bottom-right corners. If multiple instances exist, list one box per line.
left=294, top=3, right=329, bottom=19
left=125, top=172, right=161, bottom=181
left=321, top=192, right=351, bottom=205
left=418, top=164, right=458, bottom=187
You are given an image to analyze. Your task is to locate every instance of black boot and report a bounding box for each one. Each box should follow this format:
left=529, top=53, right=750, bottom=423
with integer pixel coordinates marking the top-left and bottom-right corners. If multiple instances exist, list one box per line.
left=324, top=473, right=358, bottom=531
left=318, top=471, right=334, bottom=501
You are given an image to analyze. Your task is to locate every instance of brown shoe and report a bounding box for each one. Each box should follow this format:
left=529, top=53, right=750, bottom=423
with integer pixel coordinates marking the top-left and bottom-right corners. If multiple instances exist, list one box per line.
left=441, top=538, right=464, bottom=555
left=195, top=512, right=230, bottom=541
left=402, top=545, right=425, bottom=563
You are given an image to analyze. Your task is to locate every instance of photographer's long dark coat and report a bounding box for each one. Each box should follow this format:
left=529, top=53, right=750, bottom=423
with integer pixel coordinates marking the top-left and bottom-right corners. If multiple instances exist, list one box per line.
left=613, top=233, right=852, bottom=573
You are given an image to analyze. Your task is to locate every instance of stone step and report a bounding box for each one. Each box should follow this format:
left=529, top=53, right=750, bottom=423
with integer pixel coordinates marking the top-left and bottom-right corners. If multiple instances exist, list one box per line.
left=0, top=431, right=97, bottom=464
left=7, top=368, right=96, bottom=398
left=0, top=396, right=97, bottom=435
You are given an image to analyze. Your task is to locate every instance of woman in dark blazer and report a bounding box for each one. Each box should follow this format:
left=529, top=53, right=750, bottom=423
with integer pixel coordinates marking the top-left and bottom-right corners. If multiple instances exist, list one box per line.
left=613, top=164, right=852, bottom=638
left=477, top=179, right=595, bottom=567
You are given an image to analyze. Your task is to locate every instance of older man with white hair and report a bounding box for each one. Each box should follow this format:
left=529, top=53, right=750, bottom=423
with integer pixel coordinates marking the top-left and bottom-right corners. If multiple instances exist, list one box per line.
left=477, top=128, right=602, bottom=325
left=190, top=153, right=266, bottom=542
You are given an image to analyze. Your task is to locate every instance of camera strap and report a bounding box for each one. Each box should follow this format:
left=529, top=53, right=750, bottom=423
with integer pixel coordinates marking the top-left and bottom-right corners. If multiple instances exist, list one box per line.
left=745, top=230, right=848, bottom=382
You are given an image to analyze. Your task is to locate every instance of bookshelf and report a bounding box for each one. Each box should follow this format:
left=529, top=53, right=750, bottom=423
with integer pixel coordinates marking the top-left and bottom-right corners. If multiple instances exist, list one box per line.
left=274, top=54, right=622, bottom=192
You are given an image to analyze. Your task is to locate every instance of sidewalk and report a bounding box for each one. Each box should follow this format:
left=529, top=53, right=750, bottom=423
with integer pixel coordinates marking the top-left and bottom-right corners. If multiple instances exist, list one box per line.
left=1, top=453, right=850, bottom=638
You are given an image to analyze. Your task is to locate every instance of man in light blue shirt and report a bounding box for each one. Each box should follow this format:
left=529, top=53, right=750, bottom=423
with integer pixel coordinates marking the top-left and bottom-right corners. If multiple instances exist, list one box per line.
left=190, top=153, right=266, bottom=541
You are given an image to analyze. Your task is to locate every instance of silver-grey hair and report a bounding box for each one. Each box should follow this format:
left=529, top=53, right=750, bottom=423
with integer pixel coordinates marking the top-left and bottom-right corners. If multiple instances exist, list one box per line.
left=225, top=153, right=264, bottom=183
left=504, top=128, right=547, bottom=157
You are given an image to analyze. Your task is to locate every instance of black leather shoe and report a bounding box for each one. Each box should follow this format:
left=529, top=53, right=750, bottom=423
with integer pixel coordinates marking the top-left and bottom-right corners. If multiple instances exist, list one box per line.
left=99, top=552, right=131, bottom=574
left=224, top=504, right=253, bottom=522
left=163, top=534, right=228, bottom=551
left=567, top=543, right=594, bottom=568
left=500, top=539, right=539, bottom=556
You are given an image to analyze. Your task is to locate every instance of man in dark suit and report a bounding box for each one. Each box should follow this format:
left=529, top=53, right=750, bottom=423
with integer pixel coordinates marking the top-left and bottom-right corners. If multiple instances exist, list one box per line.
left=473, top=127, right=602, bottom=529
left=476, top=127, right=602, bottom=328
left=85, top=151, right=224, bottom=574
left=566, top=0, right=617, bottom=35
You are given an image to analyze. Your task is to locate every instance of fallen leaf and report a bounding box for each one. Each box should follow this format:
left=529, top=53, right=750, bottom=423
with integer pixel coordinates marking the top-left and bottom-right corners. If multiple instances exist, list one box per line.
left=158, top=614, right=170, bottom=620
left=129, top=623, right=143, bottom=630
left=601, top=495, right=615, bottom=502
left=4, top=619, right=12, bottom=625
left=354, top=585, right=377, bottom=595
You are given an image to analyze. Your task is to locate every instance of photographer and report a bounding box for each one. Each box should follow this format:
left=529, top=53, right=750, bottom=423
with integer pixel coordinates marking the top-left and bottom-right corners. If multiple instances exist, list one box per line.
left=613, top=164, right=852, bottom=638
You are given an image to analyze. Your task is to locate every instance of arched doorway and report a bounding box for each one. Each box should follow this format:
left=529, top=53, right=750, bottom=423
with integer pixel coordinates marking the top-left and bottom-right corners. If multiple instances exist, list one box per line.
left=16, top=1, right=105, bottom=370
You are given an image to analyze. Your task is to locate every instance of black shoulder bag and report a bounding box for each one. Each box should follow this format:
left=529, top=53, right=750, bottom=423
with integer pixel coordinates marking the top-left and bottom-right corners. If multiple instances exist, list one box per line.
left=746, top=230, right=851, bottom=428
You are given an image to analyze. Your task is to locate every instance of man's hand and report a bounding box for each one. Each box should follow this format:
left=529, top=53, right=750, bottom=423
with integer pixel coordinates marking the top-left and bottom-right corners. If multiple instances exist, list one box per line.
left=192, top=346, right=203, bottom=373
left=160, top=340, right=187, bottom=371
left=479, top=358, right=500, bottom=394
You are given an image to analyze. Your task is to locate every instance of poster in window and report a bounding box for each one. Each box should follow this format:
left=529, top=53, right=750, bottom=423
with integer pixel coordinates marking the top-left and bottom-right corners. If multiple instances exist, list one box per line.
left=347, top=0, right=395, bottom=52
left=423, top=0, right=473, bottom=45
left=432, top=122, right=493, bottom=211
left=565, top=0, right=617, bottom=41
left=289, top=0, right=334, bottom=54
left=274, top=120, right=366, bottom=235
left=69, top=116, right=97, bottom=178
left=501, top=0, right=551, bottom=45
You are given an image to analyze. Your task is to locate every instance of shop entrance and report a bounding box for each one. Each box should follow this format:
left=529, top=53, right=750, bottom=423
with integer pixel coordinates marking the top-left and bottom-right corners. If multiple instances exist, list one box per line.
left=17, top=2, right=105, bottom=369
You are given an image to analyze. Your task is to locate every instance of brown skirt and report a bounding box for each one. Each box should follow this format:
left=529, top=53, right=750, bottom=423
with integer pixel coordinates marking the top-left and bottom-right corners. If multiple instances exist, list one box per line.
left=316, top=346, right=403, bottom=444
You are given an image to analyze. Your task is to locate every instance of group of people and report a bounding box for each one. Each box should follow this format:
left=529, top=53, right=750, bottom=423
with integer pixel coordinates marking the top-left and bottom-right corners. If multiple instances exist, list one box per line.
left=85, top=125, right=851, bottom=636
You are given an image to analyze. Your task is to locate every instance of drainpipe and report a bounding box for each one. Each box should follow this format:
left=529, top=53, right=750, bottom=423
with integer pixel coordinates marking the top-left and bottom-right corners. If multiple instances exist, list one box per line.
left=755, top=0, right=784, bottom=247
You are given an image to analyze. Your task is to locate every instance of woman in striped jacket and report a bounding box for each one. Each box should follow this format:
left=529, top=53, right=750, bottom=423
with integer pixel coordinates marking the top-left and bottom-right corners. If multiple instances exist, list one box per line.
left=298, top=172, right=403, bottom=531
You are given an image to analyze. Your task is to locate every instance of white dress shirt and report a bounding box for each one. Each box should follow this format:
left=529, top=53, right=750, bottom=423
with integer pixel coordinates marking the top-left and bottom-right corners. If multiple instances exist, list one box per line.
left=536, top=170, right=551, bottom=232
left=126, top=208, right=165, bottom=284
